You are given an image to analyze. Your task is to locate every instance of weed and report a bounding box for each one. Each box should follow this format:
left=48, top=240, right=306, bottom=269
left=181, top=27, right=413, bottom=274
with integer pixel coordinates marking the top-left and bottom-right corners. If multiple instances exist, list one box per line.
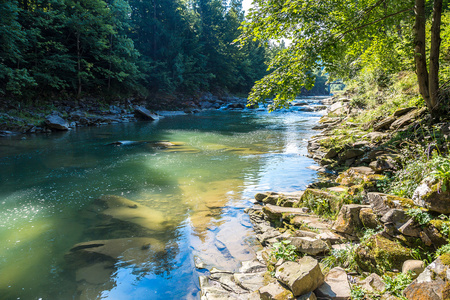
left=270, top=240, right=298, bottom=262
left=406, top=208, right=432, bottom=226
left=430, top=153, right=450, bottom=192
left=321, top=244, right=358, bottom=272
left=350, top=285, right=367, bottom=300
left=436, top=243, right=450, bottom=258
left=382, top=272, right=413, bottom=299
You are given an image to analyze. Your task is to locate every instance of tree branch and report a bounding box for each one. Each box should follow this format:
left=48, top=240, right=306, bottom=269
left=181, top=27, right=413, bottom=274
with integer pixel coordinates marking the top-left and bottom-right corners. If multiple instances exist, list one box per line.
left=337, top=6, right=414, bottom=40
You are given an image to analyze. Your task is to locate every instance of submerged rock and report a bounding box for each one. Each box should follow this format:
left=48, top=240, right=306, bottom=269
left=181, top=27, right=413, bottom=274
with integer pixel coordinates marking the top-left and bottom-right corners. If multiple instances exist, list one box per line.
left=134, top=106, right=159, bottom=120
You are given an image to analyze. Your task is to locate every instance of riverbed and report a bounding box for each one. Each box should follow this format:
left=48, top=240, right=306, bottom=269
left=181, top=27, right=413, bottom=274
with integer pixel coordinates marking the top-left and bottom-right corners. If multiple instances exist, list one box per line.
left=0, top=98, right=326, bottom=299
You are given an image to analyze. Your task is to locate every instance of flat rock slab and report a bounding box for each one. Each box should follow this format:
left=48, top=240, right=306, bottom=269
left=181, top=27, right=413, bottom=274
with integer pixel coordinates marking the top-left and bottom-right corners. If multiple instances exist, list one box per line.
left=315, top=267, right=351, bottom=300
left=234, top=272, right=266, bottom=291
left=275, top=256, right=324, bottom=296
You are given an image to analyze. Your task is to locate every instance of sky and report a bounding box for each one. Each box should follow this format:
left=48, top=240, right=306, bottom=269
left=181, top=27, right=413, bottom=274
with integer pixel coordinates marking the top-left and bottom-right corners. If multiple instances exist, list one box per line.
left=242, top=0, right=252, bottom=13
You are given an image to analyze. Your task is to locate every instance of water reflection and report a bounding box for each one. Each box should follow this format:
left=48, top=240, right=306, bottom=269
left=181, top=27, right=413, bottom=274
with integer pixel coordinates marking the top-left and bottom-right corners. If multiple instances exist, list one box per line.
left=0, top=101, right=325, bottom=299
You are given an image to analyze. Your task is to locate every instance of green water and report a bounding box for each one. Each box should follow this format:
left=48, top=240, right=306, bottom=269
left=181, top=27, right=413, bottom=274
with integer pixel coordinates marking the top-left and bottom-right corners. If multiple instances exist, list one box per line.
left=0, top=105, right=324, bottom=300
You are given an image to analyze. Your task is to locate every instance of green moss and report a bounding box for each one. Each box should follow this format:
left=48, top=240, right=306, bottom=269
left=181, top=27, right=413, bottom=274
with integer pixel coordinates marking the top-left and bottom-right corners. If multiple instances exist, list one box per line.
left=440, top=253, right=450, bottom=266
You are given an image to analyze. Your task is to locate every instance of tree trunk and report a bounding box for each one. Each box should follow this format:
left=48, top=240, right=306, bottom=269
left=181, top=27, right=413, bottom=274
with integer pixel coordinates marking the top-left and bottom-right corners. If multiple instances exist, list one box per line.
left=429, top=0, right=443, bottom=111
left=414, top=0, right=430, bottom=111
left=77, top=31, right=82, bottom=98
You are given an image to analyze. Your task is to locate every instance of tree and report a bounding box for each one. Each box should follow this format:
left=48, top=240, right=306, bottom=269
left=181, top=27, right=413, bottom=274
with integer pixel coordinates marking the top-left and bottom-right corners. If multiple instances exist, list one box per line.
left=240, top=0, right=447, bottom=114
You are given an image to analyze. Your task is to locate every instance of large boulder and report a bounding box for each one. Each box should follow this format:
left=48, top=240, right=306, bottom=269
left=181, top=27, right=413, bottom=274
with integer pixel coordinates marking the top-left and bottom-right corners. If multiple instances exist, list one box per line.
left=134, top=106, right=159, bottom=120
left=275, top=256, right=324, bottom=296
left=355, top=233, right=413, bottom=273
left=262, top=204, right=307, bottom=223
left=332, top=204, right=370, bottom=236
left=412, top=177, right=450, bottom=214
left=374, top=116, right=396, bottom=131
left=45, top=115, right=69, bottom=130
left=403, top=256, right=450, bottom=300
left=315, top=267, right=351, bottom=300
left=359, top=207, right=380, bottom=229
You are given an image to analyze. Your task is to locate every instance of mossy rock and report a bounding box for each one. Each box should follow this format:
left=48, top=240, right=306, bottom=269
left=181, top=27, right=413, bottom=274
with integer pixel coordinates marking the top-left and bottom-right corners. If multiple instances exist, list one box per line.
left=355, top=233, right=413, bottom=274
left=297, top=188, right=342, bottom=217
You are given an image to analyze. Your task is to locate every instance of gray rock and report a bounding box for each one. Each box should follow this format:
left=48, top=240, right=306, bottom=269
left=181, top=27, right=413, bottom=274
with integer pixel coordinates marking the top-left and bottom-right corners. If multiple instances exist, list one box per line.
left=374, top=116, right=396, bottom=131
left=258, top=281, right=295, bottom=300
left=332, top=204, right=369, bottom=236
left=45, top=115, right=69, bottom=130
left=134, top=106, right=159, bottom=120
left=402, top=260, right=425, bottom=279
left=380, top=209, right=409, bottom=229
left=234, top=272, right=265, bottom=291
left=287, top=237, right=329, bottom=255
left=359, top=207, right=379, bottom=229
left=315, top=267, right=351, bottom=300
left=412, top=177, right=450, bottom=214
left=398, top=219, right=421, bottom=237
left=275, top=256, right=324, bottom=296
left=403, top=256, right=450, bottom=300
left=364, top=193, right=410, bottom=216
left=393, top=106, right=417, bottom=117
left=357, top=273, right=385, bottom=293
left=239, top=259, right=267, bottom=273
left=390, top=107, right=426, bottom=130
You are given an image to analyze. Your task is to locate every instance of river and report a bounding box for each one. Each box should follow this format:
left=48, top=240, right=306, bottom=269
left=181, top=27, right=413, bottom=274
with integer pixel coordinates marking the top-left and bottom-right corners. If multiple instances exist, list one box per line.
left=0, top=98, right=326, bottom=300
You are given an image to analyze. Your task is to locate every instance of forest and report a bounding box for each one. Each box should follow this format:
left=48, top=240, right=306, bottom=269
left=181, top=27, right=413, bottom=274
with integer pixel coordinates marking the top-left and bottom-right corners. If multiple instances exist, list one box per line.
left=0, top=0, right=277, bottom=101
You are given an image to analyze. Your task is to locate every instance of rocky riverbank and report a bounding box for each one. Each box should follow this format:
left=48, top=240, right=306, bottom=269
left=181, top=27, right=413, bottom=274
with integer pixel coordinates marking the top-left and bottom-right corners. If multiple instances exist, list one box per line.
left=0, top=94, right=251, bottom=136
left=199, top=95, right=450, bottom=299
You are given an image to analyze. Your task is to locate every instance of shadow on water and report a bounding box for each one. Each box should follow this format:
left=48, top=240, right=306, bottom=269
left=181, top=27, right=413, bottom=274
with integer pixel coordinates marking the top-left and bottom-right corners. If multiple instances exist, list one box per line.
left=0, top=104, right=325, bottom=299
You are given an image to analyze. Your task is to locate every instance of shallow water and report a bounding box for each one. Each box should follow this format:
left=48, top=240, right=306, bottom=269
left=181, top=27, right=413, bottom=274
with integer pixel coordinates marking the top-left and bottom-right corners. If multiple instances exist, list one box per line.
left=0, top=100, right=325, bottom=300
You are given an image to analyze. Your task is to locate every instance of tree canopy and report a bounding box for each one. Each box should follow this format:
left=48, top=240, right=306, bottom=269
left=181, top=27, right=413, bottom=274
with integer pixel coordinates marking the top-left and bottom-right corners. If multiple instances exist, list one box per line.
left=0, top=0, right=271, bottom=101
left=240, top=0, right=450, bottom=113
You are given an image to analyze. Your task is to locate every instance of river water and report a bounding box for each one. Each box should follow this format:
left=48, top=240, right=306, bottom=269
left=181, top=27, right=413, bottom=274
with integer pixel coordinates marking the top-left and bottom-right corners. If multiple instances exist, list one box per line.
left=0, top=98, right=326, bottom=300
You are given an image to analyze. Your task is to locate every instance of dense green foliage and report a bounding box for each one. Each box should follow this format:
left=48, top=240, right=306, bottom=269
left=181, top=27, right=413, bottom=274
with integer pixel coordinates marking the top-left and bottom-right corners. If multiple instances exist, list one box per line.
left=0, top=0, right=269, bottom=100
left=240, top=0, right=450, bottom=112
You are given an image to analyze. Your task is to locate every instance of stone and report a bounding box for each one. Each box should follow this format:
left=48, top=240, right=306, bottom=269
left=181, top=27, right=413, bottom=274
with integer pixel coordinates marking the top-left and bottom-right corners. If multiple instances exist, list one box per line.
left=398, top=219, right=421, bottom=237
left=275, top=256, right=324, bottom=296
left=364, top=132, right=389, bottom=142
left=390, top=107, right=426, bottom=130
left=239, top=259, right=267, bottom=273
left=332, top=204, right=370, bottom=236
left=412, top=177, right=450, bottom=214
left=403, top=256, right=450, bottom=300
left=45, top=115, right=69, bottom=130
left=336, top=167, right=377, bottom=186
left=315, top=267, right=351, bottom=300
left=402, top=260, right=425, bottom=279
left=91, top=195, right=170, bottom=231
left=325, top=148, right=338, bottom=159
left=339, top=148, right=365, bottom=160
left=380, top=209, right=409, bottom=229
left=357, top=273, right=385, bottom=293
left=374, top=116, right=396, bottom=131
left=393, top=107, right=417, bottom=117
left=355, top=233, right=413, bottom=273
left=210, top=268, right=248, bottom=294
left=66, top=237, right=165, bottom=267
left=262, top=204, right=308, bottom=223
left=359, top=208, right=379, bottom=229
left=259, top=281, right=295, bottom=300
left=369, top=158, right=396, bottom=173
left=255, top=192, right=280, bottom=204
left=364, top=193, right=413, bottom=216
left=234, top=272, right=266, bottom=292
left=134, top=106, right=159, bottom=120
left=287, top=237, right=329, bottom=255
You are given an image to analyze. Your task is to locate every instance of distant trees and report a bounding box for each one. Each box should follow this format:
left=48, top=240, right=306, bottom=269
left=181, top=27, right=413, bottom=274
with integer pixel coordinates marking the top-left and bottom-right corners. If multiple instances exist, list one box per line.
left=0, top=0, right=268, bottom=101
